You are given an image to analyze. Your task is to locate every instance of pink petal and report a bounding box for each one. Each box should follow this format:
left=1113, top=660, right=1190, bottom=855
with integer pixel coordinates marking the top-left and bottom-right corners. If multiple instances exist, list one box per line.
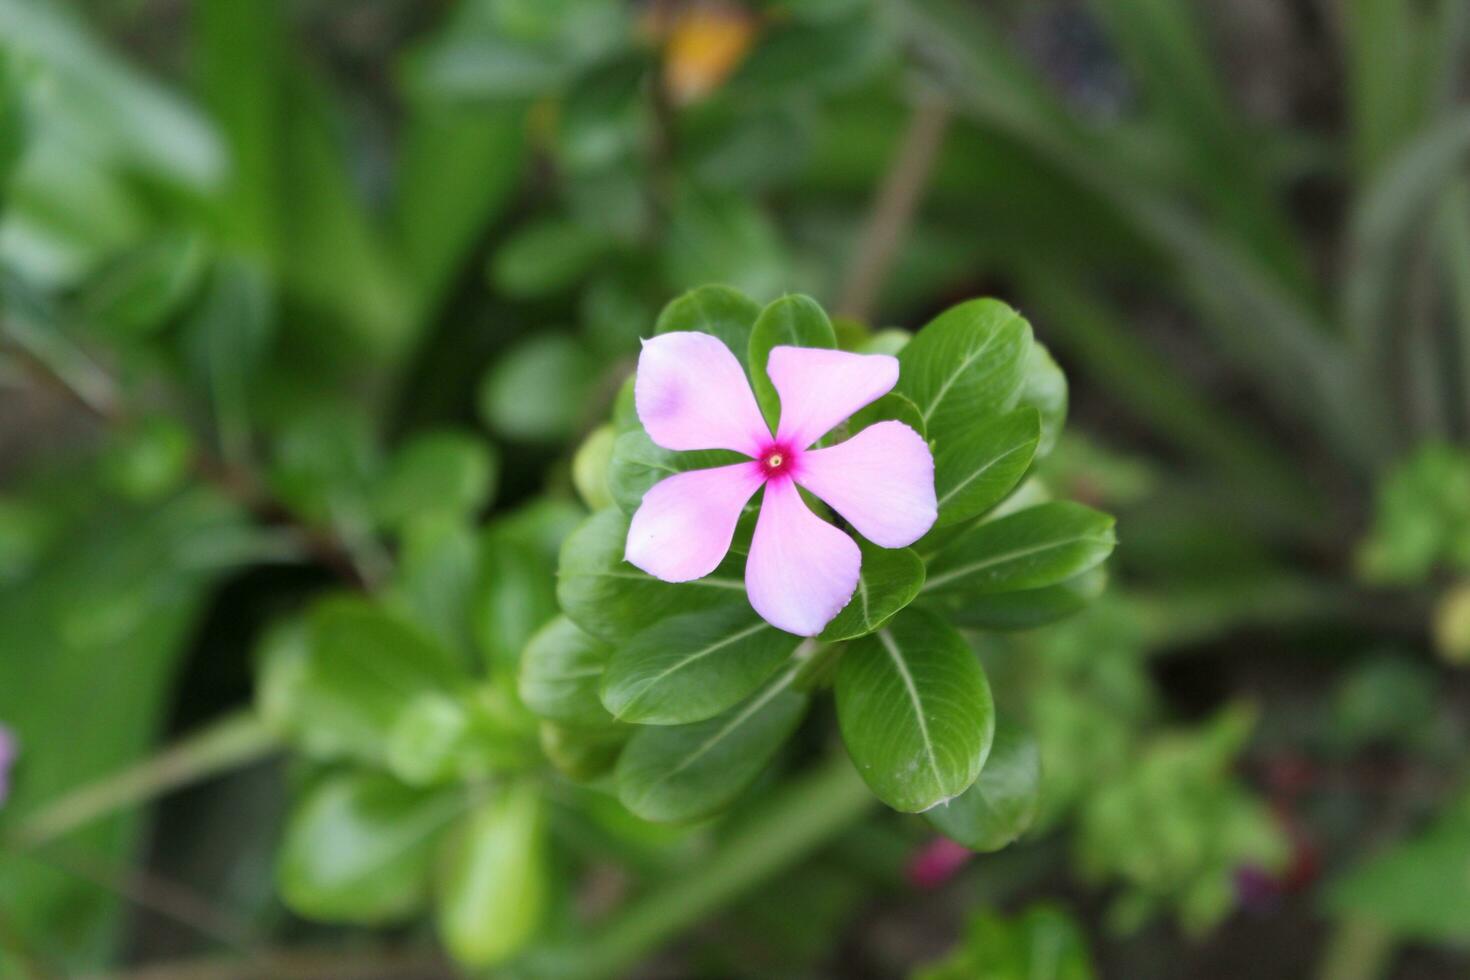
left=797, top=421, right=937, bottom=548
left=635, top=332, right=770, bottom=455
left=766, top=346, right=899, bottom=449
left=745, top=477, right=860, bottom=636
left=625, top=463, right=765, bottom=582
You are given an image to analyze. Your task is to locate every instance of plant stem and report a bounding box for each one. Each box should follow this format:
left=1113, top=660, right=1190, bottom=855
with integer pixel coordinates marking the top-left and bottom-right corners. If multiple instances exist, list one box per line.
left=836, top=95, right=950, bottom=322
left=1316, top=917, right=1396, bottom=980
left=7, top=711, right=279, bottom=851
left=533, top=754, right=876, bottom=979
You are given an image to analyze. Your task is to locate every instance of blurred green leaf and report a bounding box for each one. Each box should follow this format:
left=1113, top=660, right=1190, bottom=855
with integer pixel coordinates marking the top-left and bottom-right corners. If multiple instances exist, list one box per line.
left=100, top=416, right=194, bottom=503
left=915, top=904, right=1094, bottom=980
left=616, top=668, right=807, bottom=822
left=478, top=333, right=598, bottom=443
left=540, top=720, right=628, bottom=781
left=1020, top=343, right=1067, bottom=459
left=436, top=783, right=548, bottom=967
left=284, top=598, right=466, bottom=765
left=925, top=721, right=1041, bottom=852
left=925, top=502, right=1116, bottom=596
left=662, top=188, right=791, bottom=300
left=491, top=218, right=610, bottom=298
left=572, top=424, right=617, bottom=511
left=818, top=541, right=924, bottom=642
left=602, top=601, right=800, bottom=725
left=933, top=407, right=1039, bottom=528
left=374, top=430, right=497, bottom=532
left=835, top=608, right=994, bottom=812
left=76, top=233, right=207, bottom=338
left=747, top=293, right=838, bottom=429
left=519, top=615, right=615, bottom=727
left=278, top=772, right=459, bottom=924
left=654, top=283, right=761, bottom=362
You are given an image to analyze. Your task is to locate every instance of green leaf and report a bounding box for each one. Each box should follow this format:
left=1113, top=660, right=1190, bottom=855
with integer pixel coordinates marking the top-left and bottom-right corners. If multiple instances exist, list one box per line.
left=540, top=720, right=628, bottom=781
left=616, top=669, right=808, bottom=822
left=819, top=542, right=924, bottom=642
left=835, top=608, right=994, bottom=812
left=572, top=424, right=616, bottom=511
left=897, top=298, right=1033, bottom=442
left=661, top=188, right=791, bottom=301
left=747, top=294, right=838, bottom=429
left=278, top=772, right=460, bottom=924
left=557, top=509, right=745, bottom=642
left=478, top=333, right=597, bottom=443
left=1019, top=343, right=1067, bottom=459
left=849, top=391, right=927, bottom=439
left=933, top=408, right=1039, bottom=528
left=924, top=502, right=1116, bottom=596
left=290, top=598, right=466, bottom=764
left=518, top=615, right=614, bottom=727
left=606, top=429, right=745, bottom=514
left=654, top=283, right=761, bottom=362
left=601, top=601, right=801, bottom=725
left=474, top=511, right=566, bottom=674
left=490, top=217, right=608, bottom=297
left=374, top=430, right=497, bottom=531
left=947, top=567, right=1107, bottom=631
left=385, top=692, right=472, bottom=787
left=77, top=233, right=208, bottom=338
left=436, top=783, right=547, bottom=967
left=925, top=722, right=1041, bottom=851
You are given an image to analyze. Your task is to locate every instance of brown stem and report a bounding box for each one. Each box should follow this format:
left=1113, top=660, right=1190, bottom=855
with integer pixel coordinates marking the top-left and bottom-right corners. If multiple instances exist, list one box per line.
left=836, top=95, right=951, bottom=323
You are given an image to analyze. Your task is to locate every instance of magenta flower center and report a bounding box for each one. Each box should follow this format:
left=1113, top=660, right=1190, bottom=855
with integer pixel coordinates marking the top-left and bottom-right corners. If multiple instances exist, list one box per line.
left=758, top=442, right=798, bottom=479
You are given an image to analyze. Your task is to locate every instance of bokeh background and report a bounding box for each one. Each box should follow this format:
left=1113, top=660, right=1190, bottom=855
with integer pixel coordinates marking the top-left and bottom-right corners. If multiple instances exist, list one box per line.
left=3, top=0, right=1470, bottom=977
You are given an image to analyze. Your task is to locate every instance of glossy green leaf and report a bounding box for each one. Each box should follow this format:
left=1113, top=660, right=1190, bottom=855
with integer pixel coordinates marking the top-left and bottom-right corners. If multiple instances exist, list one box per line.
left=278, top=772, right=460, bottom=924
left=897, top=298, right=1033, bottom=441
left=557, top=509, right=746, bottom=642
left=654, top=283, right=761, bottom=362
left=849, top=391, right=926, bottom=439
left=747, top=294, right=838, bottom=429
left=519, top=615, right=614, bottom=727
left=607, top=429, right=744, bottom=514
left=948, top=568, right=1107, bottom=631
left=602, top=601, right=801, bottom=725
left=1020, top=343, right=1067, bottom=459
left=819, top=542, right=924, bottom=642
left=926, top=722, right=1041, bottom=851
left=616, top=669, right=808, bottom=822
left=835, top=608, right=994, bottom=812
left=933, top=408, right=1039, bottom=527
left=374, top=430, right=497, bottom=531
left=436, top=784, right=547, bottom=967
left=925, top=502, right=1116, bottom=596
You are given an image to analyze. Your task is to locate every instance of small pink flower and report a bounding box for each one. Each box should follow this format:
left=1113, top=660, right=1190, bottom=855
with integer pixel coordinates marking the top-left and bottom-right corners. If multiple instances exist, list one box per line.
left=0, top=724, right=16, bottom=808
left=624, top=332, right=937, bottom=635
left=907, top=836, right=973, bottom=889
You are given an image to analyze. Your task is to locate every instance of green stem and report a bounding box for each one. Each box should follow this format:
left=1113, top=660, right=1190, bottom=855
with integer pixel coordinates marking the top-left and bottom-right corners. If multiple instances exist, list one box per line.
left=7, top=710, right=279, bottom=850
left=535, top=754, right=877, bottom=979
left=1316, top=917, right=1396, bottom=980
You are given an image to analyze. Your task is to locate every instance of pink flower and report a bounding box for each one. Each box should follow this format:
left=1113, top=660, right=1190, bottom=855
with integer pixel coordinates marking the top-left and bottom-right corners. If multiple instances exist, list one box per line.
left=624, top=332, right=937, bottom=635
left=907, top=836, right=973, bottom=889
left=0, top=725, right=15, bottom=808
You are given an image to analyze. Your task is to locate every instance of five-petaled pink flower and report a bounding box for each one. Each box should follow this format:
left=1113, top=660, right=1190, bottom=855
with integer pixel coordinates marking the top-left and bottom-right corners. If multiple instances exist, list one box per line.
left=625, top=332, right=937, bottom=636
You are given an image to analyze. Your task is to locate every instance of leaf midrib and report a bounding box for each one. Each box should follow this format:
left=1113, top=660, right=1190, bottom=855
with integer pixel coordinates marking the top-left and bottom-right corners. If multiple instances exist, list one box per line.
left=614, top=620, right=770, bottom=718
left=915, top=307, right=1022, bottom=425
left=877, top=628, right=946, bottom=794
left=935, top=439, right=1033, bottom=510
left=923, top=533, right=1113, bottom=592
